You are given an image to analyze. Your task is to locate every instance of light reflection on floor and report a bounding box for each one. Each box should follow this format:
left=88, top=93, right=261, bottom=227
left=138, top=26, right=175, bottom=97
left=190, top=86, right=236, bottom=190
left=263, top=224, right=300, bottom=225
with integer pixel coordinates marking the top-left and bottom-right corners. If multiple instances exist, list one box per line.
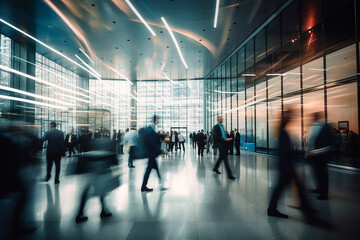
left=3, top=144, right=360, bottom=239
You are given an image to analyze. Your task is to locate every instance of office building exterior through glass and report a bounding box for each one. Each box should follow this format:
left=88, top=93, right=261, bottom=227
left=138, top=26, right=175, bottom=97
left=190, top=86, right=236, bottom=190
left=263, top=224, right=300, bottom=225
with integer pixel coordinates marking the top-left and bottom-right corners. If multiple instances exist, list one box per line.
left=204, top=0, right=360, bottom=167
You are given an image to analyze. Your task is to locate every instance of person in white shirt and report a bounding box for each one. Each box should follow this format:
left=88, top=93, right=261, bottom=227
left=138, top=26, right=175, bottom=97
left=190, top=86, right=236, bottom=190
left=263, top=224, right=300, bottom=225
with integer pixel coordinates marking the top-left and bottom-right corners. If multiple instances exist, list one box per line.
left=123, top=125, right=138, bottom=168
left=178, top=132, right=185, bottom=152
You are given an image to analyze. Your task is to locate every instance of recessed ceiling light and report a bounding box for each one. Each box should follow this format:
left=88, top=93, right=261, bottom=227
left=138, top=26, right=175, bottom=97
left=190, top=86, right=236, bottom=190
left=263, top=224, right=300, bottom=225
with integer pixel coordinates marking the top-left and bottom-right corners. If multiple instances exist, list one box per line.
left=112, top=21, right=116, bottom=24
left=91, top=4, right=95, bottom=7
left=161, top=17, right=188, bottom=69
left=148, top=38, right=151, bottom=40
left=125, top=0, right=156, bottom=36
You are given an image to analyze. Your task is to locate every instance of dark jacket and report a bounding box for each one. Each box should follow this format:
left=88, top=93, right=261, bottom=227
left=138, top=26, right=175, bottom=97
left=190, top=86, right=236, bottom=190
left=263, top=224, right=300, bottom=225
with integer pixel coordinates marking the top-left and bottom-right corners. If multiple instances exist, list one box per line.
left=196, top=132, right=206, bottom=145
left=145, top=125, right=163, bottom=158
left=278, top=129, right=297, bottom=173
left=43, top=128, right=64, bottom=155
left=212, top=124, right=227, bottom=149
left=235, top=132, right=240, bottom=143
left=65, top=134, right=76, bottom=147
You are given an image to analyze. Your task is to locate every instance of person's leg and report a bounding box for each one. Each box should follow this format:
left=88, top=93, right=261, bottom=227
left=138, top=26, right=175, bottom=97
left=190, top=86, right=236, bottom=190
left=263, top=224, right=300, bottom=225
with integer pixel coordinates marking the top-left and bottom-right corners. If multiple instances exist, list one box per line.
left=76, top=185, right=90, bottom=222
left=312, top=158, right=321, bottom=192
left=68, top=146, right=72, bottom=156
left=318, top=157, right=328, bottom=197
left=268, top=172, right=289, bottom=216
left=99, top=195, right=112, bottom=217
left=213, top=150, right=223, bottom=171
left=221, top=148, right=234, bottom=178
left=46, top=155, right=53, bottom=180
left=54, top=155, right=61, bottom=183
left=152, top=158, right=161, bottom=181
left=141, top=159, right=154, bottom=190
left=200, top=144, right=204, bottom=156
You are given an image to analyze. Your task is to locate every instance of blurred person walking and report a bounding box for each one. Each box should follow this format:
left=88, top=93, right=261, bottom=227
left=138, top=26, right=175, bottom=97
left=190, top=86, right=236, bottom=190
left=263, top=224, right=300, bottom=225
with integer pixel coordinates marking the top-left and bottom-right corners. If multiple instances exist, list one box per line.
left=123, top=124, right=138, bottom=168
left=65, top=131, right=76, bottom=157
left=141, top=115, right=168, bottom=192
left=42, top=121, right=64, bottom=184
left=306, top=112, right=333, bottom=200
left=212, top=116, right=236, bottom=180
left=229, top=130, right=234, bottom=155
left=267, top=109, right=314, bottom=222
left=196, top=130, right=206, bottom=156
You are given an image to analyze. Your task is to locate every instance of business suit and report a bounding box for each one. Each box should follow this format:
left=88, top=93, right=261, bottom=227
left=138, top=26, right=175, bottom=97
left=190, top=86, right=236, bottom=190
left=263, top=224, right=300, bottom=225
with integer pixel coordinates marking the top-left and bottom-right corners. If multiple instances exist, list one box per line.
left=43, top=128, right=64, bottom=183
left=212, top=123, right=234, bottom=178
left=196, top=132, right=206, bottom=156
left=65, top=133, right=76, bottom=157
left=228, top=132, right=234, bottom=155
left=235, top=131, right=240, bottom=155
left=141, top=125, right=164, bottom=191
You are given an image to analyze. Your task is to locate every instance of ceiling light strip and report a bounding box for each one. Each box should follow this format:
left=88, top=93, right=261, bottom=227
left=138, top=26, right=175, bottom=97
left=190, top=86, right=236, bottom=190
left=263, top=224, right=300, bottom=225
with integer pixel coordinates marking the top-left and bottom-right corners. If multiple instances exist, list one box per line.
left=108, top=66, right=133, bottom=85
left=0, top=64, right=89, bottom=99
left=54, top=92, right=90, bottom=103
left=125, top=0, right=156, bottom=36
left=161, top=17, right=188, bottom=69
left=0, top=85, right=73, bottom=106
left=0, top=17, right=100, bottom=79
left=214, top=0, right=220, bottom=28
left=79, top=48, right=94, bottom=65
left=0, top=94, right=67, bottom=110
left=75, top=54, right=101, bottom=79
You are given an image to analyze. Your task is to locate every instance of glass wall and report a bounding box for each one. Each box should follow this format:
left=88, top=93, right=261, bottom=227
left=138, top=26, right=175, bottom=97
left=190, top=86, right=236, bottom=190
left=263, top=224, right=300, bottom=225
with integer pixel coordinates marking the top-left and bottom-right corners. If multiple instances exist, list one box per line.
left=205, top=0, right=360, bottom=167
left=137, top=80, right=204, bottom=136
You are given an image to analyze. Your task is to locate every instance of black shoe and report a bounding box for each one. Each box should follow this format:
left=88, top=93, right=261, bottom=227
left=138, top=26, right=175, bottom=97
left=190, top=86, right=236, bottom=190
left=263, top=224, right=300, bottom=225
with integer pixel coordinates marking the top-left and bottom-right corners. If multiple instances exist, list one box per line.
left=43, top=176, right=50, bottom=182
left=100, top=211, right=112, bottom=218
left=129, top=165, right=135, bottom=168
left=55, top=179, right=60, bottom=184
left=76, top=215, right=88, bottom=223
left=213, top=169, right=221, bottom=174
left=201, top=154, right=204, bottom=156
left=317, top=195, right=328, bottom=200
left=228, top=175, right=236, bottom=180
left=267, top=208, right=288, bottom=218
left=141, top=187, right=153, bottom=192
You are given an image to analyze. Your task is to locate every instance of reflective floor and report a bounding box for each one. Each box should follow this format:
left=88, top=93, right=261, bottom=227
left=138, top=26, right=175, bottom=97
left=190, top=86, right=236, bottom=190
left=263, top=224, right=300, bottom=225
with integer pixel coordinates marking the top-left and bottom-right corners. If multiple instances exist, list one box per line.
left=2, top=145, right=360, bottom=239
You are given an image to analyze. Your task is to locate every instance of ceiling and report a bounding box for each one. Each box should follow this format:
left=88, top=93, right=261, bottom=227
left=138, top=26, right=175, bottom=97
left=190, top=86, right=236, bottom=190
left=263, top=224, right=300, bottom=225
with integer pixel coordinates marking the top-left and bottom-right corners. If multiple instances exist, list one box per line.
left=0, top=0, right=287, bottom=81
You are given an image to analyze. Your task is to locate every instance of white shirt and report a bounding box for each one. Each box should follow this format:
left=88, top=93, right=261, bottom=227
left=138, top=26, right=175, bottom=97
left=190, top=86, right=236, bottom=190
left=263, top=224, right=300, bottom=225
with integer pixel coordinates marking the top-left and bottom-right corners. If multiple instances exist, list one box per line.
left=178, top=134, right=184, bottom=142
left=123, top=129, right=138, bottom=146
left=68, top=135, right=72, bottom=143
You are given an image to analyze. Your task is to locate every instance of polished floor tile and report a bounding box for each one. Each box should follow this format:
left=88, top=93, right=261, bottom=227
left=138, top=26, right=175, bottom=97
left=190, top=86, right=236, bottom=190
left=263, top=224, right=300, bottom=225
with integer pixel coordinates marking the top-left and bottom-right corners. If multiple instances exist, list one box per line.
left=4, top=144, right=360, bottom=239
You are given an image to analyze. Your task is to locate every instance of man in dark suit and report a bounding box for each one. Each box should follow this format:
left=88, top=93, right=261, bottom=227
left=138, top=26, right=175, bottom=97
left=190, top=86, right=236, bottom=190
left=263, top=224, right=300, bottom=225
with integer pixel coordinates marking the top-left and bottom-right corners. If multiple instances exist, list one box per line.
left=229, top=131, right=234, bottom=155
left=196, top=130, right=206, bottom=156
left=65, top=131, right=76, bottom=157
left=43, top=121, right=64, bottom=184
left=141, top=115, right=168, bottom=192
left=234, top=129, right=240, bottom=155
left=212, top=116, right=236, bottom=180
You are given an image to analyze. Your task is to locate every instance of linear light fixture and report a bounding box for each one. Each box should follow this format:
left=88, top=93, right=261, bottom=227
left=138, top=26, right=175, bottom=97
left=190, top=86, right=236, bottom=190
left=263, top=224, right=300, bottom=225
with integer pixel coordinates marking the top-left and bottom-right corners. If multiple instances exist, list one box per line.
left=0, top=94, right=67, bottom=110
left=161, top=17, right=188, bottom=69
left=214, top=0, right=220, bottom=28
left=266, top=73, right=285, bottom=76
left=0, top=17, right=100, bottom=79
left=125, top=0, right=156, bottom=36
left=54, top=92, right=90, bottom=104
left=0, top=52, right=91, bottom=95
left=242, top=73, right=256, bottom=77
left=213, top=90, right=243, bottom=94
left=75, top=54, right=101, bottom=79
left=108, top=66, right=133, bottom=85
left=0, top=64, right=89, bottom=99
left=79, top=48, right=94, bottom=65
left=162, top=72, right=184, bottom=86
left=0, top=85, right=73, bottom=106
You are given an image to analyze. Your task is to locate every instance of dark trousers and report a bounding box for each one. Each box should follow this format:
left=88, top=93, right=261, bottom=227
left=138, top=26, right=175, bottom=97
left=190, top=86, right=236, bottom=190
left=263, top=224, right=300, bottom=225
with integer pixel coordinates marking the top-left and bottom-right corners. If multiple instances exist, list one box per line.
left=268, top=168, right=310, bottom=211
left=46, top=153, right=61, bottom=181
left=170, top=142, right=177, bottom=152
left=179, top=141, right=185, bottom=151
left=193, top=140, right=196, bottom=148
left=197, top=143, right=204, bottom=156
left=77, top=184, right=106, bottom=215
left=68, top=145, right=76, bottom=156
left=312, top=156, right=328, bottom=196
left=228, top=142, right=233, bottom=155
left=235, top=142, right=240, bottom=155
left=213, top=146, right=233, bottom=177
left=141, top=157, right=161, bottom=188
left=128, top=146, right=135, bottom=166
left=119, top=144, right=124, bottom=154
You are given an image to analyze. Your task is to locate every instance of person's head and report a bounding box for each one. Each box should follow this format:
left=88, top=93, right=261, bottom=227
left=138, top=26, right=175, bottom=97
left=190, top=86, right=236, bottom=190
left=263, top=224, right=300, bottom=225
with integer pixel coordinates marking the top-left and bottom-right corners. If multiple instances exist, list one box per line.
left=201, top=129, right=204, bottom=132
left=281, top=109, right=293, bottom=129
left=313, top=112, right=324, bottom=122
left=50, top=121, right=56, bottom=129
left=150, top=115, right=158, bottom=125
left=130, top=121, right=137, bottom=130
left=234, top=128, right=237, bottom=132
left=217, top=116, right=223, bottom=123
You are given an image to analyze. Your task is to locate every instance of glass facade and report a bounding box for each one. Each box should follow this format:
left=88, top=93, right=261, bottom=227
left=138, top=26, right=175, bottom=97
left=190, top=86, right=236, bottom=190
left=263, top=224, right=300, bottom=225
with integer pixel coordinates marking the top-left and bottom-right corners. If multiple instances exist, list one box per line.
left=205, top=0, right=360, bottom=166
left=137, top=80, right=204, bottom=135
